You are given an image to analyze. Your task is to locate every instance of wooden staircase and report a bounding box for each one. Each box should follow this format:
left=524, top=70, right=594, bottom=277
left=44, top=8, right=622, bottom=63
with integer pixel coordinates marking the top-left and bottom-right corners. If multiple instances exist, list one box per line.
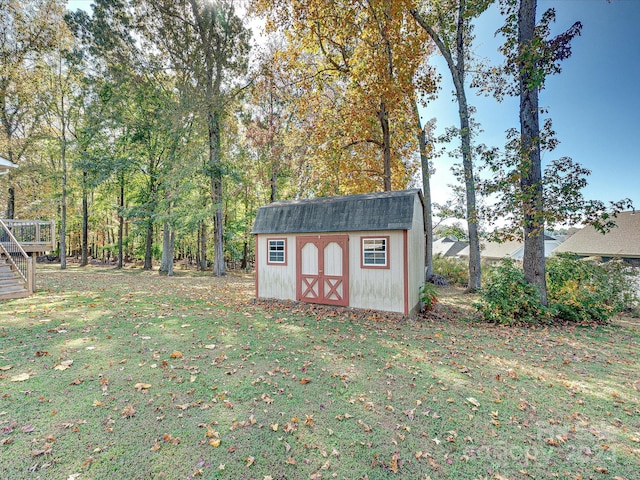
left=0, top=257, right=29, bottom=300
left=0, top=218, right=41, bottom=301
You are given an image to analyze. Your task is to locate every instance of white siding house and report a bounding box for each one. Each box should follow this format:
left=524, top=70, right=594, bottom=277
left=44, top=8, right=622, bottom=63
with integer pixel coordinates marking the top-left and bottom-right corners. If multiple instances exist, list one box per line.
left=252, top=190, right=426, bottom=316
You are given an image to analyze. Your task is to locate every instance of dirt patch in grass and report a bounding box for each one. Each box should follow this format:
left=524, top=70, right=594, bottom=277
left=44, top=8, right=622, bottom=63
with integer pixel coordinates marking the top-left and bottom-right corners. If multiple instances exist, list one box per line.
left=0, top=266, right=638, bottom=479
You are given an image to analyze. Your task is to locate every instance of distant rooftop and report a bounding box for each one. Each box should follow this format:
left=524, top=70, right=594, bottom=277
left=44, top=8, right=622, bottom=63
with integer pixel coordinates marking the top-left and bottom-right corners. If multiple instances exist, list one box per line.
left=554, top=211, right=640, bottom=258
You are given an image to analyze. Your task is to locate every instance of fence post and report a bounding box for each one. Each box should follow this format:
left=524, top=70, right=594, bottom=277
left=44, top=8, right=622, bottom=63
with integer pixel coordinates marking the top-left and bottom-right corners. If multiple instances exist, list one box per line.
left=27, top=255, right=36, bottom=293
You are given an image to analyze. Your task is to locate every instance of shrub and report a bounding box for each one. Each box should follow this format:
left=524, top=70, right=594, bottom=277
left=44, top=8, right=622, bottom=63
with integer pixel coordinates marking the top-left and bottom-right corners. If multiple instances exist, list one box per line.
left=547, top=254, right=639, bottom=323
left=433, top=255, right=468, bottom=286
left=420, top=282, right=439, bottom=311
left=475, top=254, right=640, bottom=326
left=474, top=259, right=551, bottom=325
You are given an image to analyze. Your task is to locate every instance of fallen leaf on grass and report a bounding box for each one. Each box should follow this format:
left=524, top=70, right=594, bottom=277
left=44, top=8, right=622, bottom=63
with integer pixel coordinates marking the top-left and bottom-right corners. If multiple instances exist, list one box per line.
left=466, top=397, right=480, bottom=408
left=10, top=373, right=30, bottom=382
left=357, top=420, right=371, bottom=432
left=134, top=383, right=151, bottom=391
left=162, top=433, right=180, bottom=445
left=0, top=365, right=13, bottom=371
left=31, top=443, right=53, bottom=456
left=121, top=405, right=136, bottom=418
left=245, top=456, right=255, bottom=467
left=300, top=378, right=311, bottom=384
left=0, top=437, right=13, bottom=446
left=93, top=400, right=105, bottom=407
left=170, top=351, right=183, bottom=359
left=203, top=344, right=216, bottom=350
left=208, top=438, right=221, bottom=447
left=54, top=360, right=73, bottom=371
left=69, top=378, right=83, bottom=385
left=389, top=453, right=400, bottom=473
left=594, top=466, right=609, bottom=474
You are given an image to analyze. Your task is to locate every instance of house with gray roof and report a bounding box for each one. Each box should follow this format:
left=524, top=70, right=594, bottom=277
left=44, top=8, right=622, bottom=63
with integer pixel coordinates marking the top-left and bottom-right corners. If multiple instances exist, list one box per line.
left=458, top=234, right=562, bottom=261
left=432, top=236, right=468, bottom=257
left=252, top=189, right=426, bottom=315
left=553, top=211, right=640, bottom=265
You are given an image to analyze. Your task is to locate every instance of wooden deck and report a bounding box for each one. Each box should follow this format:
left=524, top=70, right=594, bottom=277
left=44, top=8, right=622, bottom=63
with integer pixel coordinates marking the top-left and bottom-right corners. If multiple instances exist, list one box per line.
left=1, top=219, right=55, bottom=253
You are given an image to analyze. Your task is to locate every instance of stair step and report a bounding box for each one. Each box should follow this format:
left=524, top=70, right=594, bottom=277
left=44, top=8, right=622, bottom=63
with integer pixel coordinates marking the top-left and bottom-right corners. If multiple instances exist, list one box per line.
left=0, top=278, right=23, bottom=287
left=0, top=289, right=29, bottom=300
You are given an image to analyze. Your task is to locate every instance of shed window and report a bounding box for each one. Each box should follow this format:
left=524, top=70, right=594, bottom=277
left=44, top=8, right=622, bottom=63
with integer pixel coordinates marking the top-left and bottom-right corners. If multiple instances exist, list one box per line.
left=268, top=239, right=287, bottom=265
left=362, top=237, right=388, bottom=268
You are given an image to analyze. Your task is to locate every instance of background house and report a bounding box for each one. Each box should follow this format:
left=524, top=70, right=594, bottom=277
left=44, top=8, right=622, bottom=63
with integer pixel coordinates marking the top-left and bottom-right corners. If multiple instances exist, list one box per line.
left=432, top=236, right=468, bottom=257
left=252, top=189, right=426, bottom=315
left=553, top=211, right=640, bottom=265
left=458, top=234, right=562, bottom=261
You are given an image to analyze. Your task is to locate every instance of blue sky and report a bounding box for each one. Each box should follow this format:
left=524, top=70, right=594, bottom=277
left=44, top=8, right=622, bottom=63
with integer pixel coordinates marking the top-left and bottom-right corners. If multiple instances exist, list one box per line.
left=67, top=0, right=639, bottom=217
left=425, top=0, right=640, bottom=214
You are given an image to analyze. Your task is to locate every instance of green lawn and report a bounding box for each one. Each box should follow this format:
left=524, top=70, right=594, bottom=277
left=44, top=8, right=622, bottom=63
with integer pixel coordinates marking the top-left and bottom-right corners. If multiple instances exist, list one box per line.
left=1, top=265, right=638, bottom=479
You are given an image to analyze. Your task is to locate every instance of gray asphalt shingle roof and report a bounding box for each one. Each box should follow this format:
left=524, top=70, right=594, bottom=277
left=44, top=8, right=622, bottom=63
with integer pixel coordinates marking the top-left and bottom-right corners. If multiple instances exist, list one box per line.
left=554, top=211, right=640, bottom=258
left=252, top=189, right=423, bottom=234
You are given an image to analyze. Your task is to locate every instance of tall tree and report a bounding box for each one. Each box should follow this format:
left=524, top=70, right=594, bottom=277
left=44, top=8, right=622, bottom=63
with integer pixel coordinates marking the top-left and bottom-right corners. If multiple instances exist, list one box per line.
left=483, top=0, right=630, bottom=307
left=137, top=0, right=250, bottom=276
left=253, top=0, right=431, bottom=195
left=0, top=0, right=68, bottom=218
left=411, top=0, right=493, bottom=292
left=494, top=0, right=581, bottom=303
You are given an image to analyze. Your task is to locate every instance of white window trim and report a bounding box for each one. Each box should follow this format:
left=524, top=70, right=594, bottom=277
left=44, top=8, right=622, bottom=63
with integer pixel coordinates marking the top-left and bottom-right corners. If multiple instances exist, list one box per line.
left=361, top=236, right=389, bottom=269
left=267, top=238, right=287, bottom=265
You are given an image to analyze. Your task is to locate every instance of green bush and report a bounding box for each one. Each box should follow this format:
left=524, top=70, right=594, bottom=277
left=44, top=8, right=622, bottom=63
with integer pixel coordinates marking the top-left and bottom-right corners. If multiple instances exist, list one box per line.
left=433, top=255, right=468, bottom=286
left=420, top=282, right=439, bottom=311
left=547, top=254, right=638, bottom=323
left=474, top=259, right=551, bottom=325
left=475, top=254, right=640, bottom=325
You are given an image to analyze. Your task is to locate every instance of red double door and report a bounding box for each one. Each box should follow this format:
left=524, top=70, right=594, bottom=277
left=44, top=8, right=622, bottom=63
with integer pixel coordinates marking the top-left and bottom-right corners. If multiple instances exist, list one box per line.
left=296, top=235, right=349, bottom=307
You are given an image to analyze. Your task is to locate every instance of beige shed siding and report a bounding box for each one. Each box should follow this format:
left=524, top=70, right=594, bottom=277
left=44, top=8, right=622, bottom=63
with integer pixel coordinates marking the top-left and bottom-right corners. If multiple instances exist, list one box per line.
left=347, top=230, right=405, bottom=313
left=407, top=195, right=426, bottom=314
left=256, top=234, right=297, bottom=300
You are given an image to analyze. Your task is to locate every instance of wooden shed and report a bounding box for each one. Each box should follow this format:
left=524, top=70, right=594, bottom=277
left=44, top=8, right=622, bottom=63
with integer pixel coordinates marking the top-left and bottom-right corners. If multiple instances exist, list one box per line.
left=252, top=189, right=426, bottom=315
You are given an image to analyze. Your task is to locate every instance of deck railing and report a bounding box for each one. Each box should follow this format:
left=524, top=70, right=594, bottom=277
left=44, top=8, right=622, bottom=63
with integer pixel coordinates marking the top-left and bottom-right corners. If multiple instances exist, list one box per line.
left=0, top=219, right=34, bottom=292
left=1, top=219, right=55, bottom=250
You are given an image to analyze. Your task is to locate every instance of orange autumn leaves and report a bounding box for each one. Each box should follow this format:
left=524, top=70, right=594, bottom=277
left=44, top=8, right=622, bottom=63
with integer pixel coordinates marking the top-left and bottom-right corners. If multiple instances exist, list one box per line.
left=250, top=0, right=435, bottom=195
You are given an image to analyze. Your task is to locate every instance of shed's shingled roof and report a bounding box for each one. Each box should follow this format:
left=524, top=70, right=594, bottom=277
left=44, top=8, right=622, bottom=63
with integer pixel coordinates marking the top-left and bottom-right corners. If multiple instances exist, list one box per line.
left=554, top=211, right=640, bottom=258
left=252, top=189, right=423, bottom=234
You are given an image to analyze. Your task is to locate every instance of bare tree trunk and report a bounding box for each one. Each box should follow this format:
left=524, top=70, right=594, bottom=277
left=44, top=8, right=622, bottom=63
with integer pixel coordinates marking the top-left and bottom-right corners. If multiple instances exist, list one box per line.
left=144, top=221, right=153, bottom=270
left=160, top=219, right=173, bottom=275
left=518, top=0, right=547, bottom=304
left=378, top=99, right=392, bottom=192
left=81, top=170, right=88, bottom=266
left=270, top=169, right=277, bottom=203
left=209, top=109, right=226, bottom=276
left=60, top=131, right=67, bottom=270
left=199, top=220, right=207, bottom=271
left=117, top=174, right=124, bottom=269
left=456, top=87, right=481, bottom=292
left=168, top=229, right=174, bottom=276
left=415, top=100, right=433, bottom=280
left=411, top=1, right=481, bottom=291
